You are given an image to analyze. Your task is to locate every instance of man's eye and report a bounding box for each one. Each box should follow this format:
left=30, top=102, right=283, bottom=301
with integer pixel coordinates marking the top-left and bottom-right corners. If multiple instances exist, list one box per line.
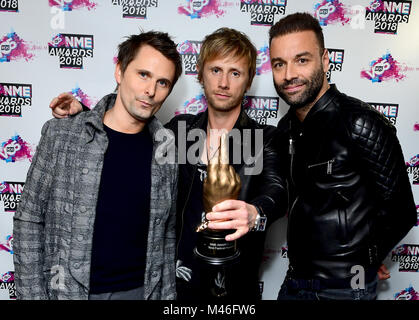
left=212, top=68, right=220, bottom=74
left=273, top=62, right=283, bottom=69
left=157, top=80, right=169, bottom=87
left=232, top=71, right=240, bottom=77
left=298, top=58, right=308, bottom=64
left=139, top=72, right=147, bottom=78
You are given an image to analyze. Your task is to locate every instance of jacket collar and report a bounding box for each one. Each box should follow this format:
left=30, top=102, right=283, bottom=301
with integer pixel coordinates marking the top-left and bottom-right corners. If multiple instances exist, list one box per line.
left=285, top=84, right=340, bottom=126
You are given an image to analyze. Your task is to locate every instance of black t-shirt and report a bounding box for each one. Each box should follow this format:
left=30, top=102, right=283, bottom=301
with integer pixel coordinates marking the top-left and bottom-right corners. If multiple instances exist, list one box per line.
left=89, top=124, right=153, bottom=294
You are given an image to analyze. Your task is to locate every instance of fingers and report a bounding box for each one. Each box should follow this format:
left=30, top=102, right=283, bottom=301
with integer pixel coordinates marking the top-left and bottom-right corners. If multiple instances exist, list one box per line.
left=377, top=264, right=391, bottom=280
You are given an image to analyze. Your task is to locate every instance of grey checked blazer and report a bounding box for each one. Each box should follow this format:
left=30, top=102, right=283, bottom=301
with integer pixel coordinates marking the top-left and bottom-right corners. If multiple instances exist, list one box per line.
left=13, top=94, right=178, bottom=300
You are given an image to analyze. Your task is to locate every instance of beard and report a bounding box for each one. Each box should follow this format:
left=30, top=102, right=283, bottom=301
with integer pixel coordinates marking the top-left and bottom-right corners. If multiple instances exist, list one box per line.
left=274, top=64, right=325, bottom=110
left=204, top=88, right=244, bottom=113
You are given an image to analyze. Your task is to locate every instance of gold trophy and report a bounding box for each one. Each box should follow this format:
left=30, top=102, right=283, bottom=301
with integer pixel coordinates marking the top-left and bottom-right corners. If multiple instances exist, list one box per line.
left=194, top=132, right=241, bottom=265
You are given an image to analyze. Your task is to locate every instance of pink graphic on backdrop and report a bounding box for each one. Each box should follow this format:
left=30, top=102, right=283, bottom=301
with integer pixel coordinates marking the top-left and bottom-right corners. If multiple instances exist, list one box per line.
left=0, top=235, right=13, bottom=254
left=414, top=123, right=419, bottom=131
left=49, top=34, right=66, bottom=48
left=71, top=86, right=96, bottom=109
left=314, top=0, right=350, bottom=26
left=0, top=31, right=34, bottom=62
left=0, top=182, right=11, bottom=194
left=361, top=53, right=406, bottom=83
left=177, top=40, right=200, bottom=54
left=0, top=272, right=14, bottom=283
left=395, top=287, right=419, bottom=300
left=0, top=135, right=33, bottom=163
left=176, top=94, right=207, bottom=115
left=367, top=0, right=384, bottom=12
left=406, top=154, right=419, bottom=167
left=48, top=0, right=97, bottom=11
left=256, top=46, right=271, bottom=75
left=178, top=0, right=232, bottom=19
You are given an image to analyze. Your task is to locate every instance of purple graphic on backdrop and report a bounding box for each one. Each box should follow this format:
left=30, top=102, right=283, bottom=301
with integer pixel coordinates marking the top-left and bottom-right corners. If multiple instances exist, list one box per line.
left=0, top=135, right=33, bottom=163
left=361, top=53, right=406, bottom=82
left=71, top=86, right=96, bottom=109
left=256, top=46, right=270, bottom=75
left=395, top=286, right=419, bottom=300
left=365, top=0, right=412, bottom=34
left=48, top=0, right=97, bottom=11
left=0, top=235, right=13, bottom=254
left=0, top=31, right=34, bottom=63
left=178, top=0, right=232, bottom=19
left=414, top=123, right=419, bottom=131
left=176, top=94, right=207, bottom=115
left=314, top=0, right=350, bottom=26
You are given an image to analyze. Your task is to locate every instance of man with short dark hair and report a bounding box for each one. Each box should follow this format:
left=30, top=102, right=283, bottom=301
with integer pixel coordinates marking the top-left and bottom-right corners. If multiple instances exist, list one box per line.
left=269, top=12, right=416, bottom=300
left=13, top=31, right=181, bottom=300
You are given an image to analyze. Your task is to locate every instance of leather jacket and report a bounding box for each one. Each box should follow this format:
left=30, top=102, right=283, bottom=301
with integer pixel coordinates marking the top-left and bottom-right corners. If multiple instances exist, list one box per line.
left=276, top=85, right=417, bottom=281
left=166, top=108, right=287, bottom=298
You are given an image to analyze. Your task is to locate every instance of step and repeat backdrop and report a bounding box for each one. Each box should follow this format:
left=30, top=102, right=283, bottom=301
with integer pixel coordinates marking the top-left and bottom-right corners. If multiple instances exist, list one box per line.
left=0, top=0, right=418, bottom=300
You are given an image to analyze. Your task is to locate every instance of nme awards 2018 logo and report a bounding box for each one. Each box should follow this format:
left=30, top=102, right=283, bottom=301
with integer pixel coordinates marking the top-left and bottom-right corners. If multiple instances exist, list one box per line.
left=361, top=53, right=405, bottom=82
left=0, top=83, right=32, bottom=117
left=256, top=46, right=270, bottom=75
left=327, top=48, right=344, bottom=82
left=0, top=181, right=23, bottom=213
left=406, top=154, right=419, bottom=185
left=48, top=33, right=94, bottom=69
left=243, top=96, right=278, bottom=125
left=0, top=0, right=18, bottom=12
left=365, top=0, right=412, bottom=34
left=0, top=272, right=16, bottom=300
left=391, top=244, right=419, bottom=272
left=240, top=0, right=287, bottom=26
left=0, top=31, right=34, bottom=63
left=112, top=0, right=158, bottom=19
left=178, top=0, right=232, bottom=19
left=368, top=102, right=399, bottom=125
left=0, top=135, right=33, bottom=163
left=176, top=94, right=207, bottom=115
left=48, top=0, right=97, bottom=11
left=314, top=0, right=350, bottom=26
left=177, top=40, right=202, bottom=75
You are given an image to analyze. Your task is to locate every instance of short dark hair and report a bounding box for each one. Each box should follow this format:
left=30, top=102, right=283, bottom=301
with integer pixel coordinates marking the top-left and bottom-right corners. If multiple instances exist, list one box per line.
left=117, top=31, right=182, bottom=89
left=269, top=12, right=325, bottom=56
left=197, top=28, right=257, bottom=88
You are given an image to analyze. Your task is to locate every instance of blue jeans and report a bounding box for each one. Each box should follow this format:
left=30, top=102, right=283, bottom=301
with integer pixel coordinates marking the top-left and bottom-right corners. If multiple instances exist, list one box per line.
left=277, top=275, right=378, bottom=301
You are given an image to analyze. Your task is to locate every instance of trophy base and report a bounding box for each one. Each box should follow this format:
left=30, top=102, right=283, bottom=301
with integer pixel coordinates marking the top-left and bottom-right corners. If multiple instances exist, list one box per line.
left=194, top=229, right=240, bottom=266
left=193, top=247, right=240, bottom=266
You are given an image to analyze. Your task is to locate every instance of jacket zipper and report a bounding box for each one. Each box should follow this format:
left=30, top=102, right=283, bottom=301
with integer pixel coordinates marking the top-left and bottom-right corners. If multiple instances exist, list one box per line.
left=308, top=159, right=335, bottom=174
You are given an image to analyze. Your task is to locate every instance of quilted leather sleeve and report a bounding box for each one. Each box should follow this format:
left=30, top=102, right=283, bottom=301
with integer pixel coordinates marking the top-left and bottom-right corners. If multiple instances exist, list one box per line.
left=349, top=109, right=416, bottom=262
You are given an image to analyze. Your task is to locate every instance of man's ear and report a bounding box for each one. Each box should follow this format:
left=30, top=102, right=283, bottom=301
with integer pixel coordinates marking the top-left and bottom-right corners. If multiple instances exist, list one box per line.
left=115, top=63, right=122, bottom=85
left=322, top=48, right=330, bottom=74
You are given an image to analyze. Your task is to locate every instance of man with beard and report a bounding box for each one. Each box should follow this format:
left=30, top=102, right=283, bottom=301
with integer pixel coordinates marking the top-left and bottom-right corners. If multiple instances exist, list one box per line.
left=49, top=28, right=287, bottom=301
left=269, top=12, right=417, bottom=300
